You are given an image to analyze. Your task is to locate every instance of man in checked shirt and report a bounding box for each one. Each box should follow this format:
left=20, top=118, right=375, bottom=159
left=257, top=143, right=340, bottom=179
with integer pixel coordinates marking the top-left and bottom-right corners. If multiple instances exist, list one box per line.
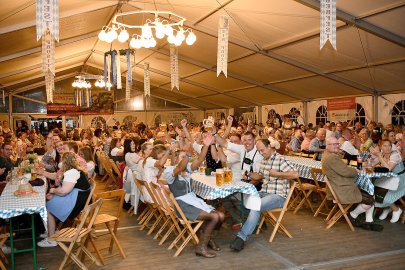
left=230, top=137, right=299, bottom=251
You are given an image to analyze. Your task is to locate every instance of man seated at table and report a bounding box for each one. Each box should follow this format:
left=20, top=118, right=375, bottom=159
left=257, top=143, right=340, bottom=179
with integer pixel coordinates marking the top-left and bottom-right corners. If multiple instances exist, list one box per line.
left=230, top=138, right=299, bottom=251
left=309, top=128, right=326, bottom=161
left=287, top=128, right=303, bottom=153
left=0, top=142, right=22, bottom=181
left=322, top=137, right=381, bottom=231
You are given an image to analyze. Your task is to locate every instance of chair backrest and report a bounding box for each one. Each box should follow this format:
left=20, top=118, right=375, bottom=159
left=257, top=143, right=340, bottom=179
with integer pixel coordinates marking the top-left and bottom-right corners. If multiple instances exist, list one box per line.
left=168, top=192, right=191, bottom=223
left=310, top=167, right=324, bottom=191
left=284, top=180, right=297, bottom=211
left=324, top=176, right=341, bottom=204
left=75, top=199, right=103, bottom=239
left=110, top=159, right=122, bottom=178
left=150, top=182, right=171, bottom=213
left=93, top=189, right=125, bottom=219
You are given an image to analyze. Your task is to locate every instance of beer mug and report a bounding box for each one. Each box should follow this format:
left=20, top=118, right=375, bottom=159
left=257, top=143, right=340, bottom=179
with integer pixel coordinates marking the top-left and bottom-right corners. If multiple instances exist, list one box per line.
left=203, top=116, right=214, bottom=132
left=199, top=161, right=206, bottom=174
left=31, top=169, right=37, bottom=180
left=224, top=168, right=232, bottom=184
left=215, top=169, right=224, bottom=186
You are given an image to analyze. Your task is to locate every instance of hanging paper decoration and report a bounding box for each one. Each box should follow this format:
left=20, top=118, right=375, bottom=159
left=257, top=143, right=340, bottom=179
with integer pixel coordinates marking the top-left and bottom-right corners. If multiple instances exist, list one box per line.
left=170, top=45, right=179, bottom=90
left=320, top=0, right=336, bottom=50
left=2, top=90, right=4, bottom=107
left=103, top=53, right=107, bottom=84
left=116, top=52, right=122, bottom=89
left=89, top=89, right=92, bottom=107
left=217, top=16, right=229, bottom=77
left=144, top=62, right=150, bottom=110
left=111, top=50, right=117, bottom=85
left=106, top=54, right=112, bottom=91
left=36, top=0, right=58, bottom=104
left=36, top=0, right=59, bottom=42
left=126, top=49, right=132, bottom=83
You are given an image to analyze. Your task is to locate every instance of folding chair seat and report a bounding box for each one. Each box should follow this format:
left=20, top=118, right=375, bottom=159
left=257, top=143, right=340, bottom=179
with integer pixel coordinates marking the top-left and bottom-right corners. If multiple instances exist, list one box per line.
left=0, top=233, right=10, bottom=270
left=310, top=168, right=329, bottom=217
left=256, top=180, right=297, bottom=242
left=324, top=177, right=355, bottom=231
left=167, top=192, right=204, bottom=257
left=49, top=199, right=103, bottom=270
left=289, top=177, right=316, bottom=214
left=142, top=181, right=167, bottom=236
left=89, top=189, right=126, bottom=265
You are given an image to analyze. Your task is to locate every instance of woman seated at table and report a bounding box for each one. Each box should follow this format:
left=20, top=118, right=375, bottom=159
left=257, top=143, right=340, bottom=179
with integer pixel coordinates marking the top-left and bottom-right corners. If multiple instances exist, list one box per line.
left=37, top=152, right=91, bottom=247
left=370, top=139, right=405, bottom=223
left=142, top=144, right=171, bottom=203
left=78, top=146, right=95, bottom=178
left=163, top=133, right=224, bottom=258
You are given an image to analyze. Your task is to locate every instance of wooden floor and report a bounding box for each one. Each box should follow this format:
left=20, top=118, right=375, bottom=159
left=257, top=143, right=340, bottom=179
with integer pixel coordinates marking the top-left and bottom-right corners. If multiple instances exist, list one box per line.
left=8, top=178, right=405, bottom=270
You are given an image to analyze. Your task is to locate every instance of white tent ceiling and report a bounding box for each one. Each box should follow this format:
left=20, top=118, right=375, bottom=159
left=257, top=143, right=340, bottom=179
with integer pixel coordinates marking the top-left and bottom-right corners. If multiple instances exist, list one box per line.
left=0, top=0, right=404, bottom=110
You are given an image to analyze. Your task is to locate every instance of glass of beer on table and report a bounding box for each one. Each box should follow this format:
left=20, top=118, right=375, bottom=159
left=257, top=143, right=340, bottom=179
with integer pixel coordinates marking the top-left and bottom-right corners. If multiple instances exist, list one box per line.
left=199, top=161, right=206, bottom=174
left=31, top=168, right=37, bottom=180
left=224, top=167, right=232, bottom=184
left=215, top=169, right=224, bottom=186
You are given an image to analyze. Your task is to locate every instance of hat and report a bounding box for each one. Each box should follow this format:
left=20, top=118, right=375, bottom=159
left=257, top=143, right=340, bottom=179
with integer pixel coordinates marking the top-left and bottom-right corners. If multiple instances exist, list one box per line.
left=14, top=183, right=37, bottom=196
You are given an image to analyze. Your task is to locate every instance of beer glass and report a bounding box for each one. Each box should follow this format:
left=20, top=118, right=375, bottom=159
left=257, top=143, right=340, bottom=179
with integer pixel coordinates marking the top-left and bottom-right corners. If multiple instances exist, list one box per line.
left=215, top=169, right=224, bottom=186
left=224, top=168, right=232, bottom=184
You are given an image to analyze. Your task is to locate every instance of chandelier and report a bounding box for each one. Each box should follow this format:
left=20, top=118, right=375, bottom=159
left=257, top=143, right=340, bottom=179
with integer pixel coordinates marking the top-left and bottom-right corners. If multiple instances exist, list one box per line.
left=72, top=76, right=112, bottom=89
left=98, top=10, right=197, bottom=49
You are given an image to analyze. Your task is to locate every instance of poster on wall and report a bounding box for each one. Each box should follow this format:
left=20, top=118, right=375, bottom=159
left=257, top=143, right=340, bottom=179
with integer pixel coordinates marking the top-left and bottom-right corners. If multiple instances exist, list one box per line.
left=154, top=112, right=195, bottom=126
left=205, top=110, right=226, bottom=124
left=327, top=97, right=355, bottom=122
left=47, top=89, right=114, bottom=116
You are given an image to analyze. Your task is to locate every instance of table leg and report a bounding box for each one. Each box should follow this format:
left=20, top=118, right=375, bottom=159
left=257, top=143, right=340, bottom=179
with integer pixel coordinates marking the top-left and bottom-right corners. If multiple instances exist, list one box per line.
left=9, top=219, right=14, bottom=270
left=240, top=194, right=244, bottom=223
left=31, top=215, right=37, bottom=270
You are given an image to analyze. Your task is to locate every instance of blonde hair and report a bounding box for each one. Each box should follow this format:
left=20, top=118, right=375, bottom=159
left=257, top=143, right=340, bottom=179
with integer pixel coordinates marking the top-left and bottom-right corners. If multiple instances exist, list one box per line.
left=62, top=152, right=86, bottom=175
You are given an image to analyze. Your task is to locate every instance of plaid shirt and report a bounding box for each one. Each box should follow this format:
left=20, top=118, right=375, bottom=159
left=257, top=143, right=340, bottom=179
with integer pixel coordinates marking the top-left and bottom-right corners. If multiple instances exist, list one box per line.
left=259, top=152, right=297, bottom=198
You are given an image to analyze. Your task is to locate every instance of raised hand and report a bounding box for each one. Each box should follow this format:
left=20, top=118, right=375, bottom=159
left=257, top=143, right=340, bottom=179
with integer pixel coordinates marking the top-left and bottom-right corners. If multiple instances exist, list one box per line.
left=227, top=115, right=233, bottom=126
left=181, top=119, right=187, bottom=128
left=203, top=133, right=213, bottom=147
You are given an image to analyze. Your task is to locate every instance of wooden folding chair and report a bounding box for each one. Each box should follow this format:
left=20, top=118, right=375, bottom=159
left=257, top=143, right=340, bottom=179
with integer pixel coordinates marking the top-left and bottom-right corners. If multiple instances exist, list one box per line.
left=256, top=180, right=297, bottom=242
left=310, top=168, right=329, bottom=217
left=324, top=176, right=355, bottom=231
left=89, top=189, right=126, bottom=265
left=150, top=182, right=180, bottom=244
left=142, top=182, right=166, bottom=236
left=72, top=175, right=97, bottom=226
left=134, top=179, right=155, bottom=228
left=49, top=199, right=103, bottom=270
left=0, top=233, right=10, bottom=270
left=167, top=193, right=204, bottom=257
left=400, top=196, right=405, bottom=224
left=290, top=177, right=316, bottom=214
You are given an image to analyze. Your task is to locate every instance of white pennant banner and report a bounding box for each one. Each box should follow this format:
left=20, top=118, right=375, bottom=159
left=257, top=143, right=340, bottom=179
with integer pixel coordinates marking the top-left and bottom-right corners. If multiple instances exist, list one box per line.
left=170, top=45, right=179, bottom=90
left=320, top=0, right=336, bottom=50
left=45, top=71, right=54, bottom=103
left=217, top=16, right=229, bottom=77
left=125, top=75, right=130, bottom=101
left=36, top=0, right=59, bottom=42
left=107, top=56, right=112, bottom=91
left=144, top=62, right=150, bottom=109
left=144, top=62, right=150, bottom=97
left=116, top=53, right=122, bottom=89
left=42, top=29, right=55, bottom=75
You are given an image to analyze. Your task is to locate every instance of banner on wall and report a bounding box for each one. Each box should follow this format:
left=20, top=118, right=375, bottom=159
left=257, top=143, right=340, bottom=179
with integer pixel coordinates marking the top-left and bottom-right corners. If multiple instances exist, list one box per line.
left=158, top=112, right=195, bottom=126
left=47, top=89, right=114, bottom=116
left=327, top=97, right=355, bottom=122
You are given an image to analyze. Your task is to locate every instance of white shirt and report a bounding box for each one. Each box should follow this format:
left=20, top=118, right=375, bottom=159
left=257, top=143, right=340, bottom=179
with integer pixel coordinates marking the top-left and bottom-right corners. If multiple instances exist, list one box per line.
left=143, top=157, right=160, bottom=184
left=86, top=161, right=95, bottom=178
left=340, top=141, right=359, bottom=156
left=226, top=142, right=263, bottom=176
left=223, top=148, right=241, bottom=181
left=110, top=146, right=123, bottom=156
left=63, top=169, right=80, bottom=184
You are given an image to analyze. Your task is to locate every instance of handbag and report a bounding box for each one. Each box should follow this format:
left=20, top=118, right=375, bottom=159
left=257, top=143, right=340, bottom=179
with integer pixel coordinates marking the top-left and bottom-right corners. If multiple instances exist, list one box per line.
left=122, top=168, right=132, bottom=193
left=374, top=186, right=389, bottom=203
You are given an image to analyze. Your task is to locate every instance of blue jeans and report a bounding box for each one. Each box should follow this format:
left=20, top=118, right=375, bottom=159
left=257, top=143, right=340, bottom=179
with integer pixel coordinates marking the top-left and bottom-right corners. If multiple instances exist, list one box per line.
left=237, top=192, right=285, bottom=241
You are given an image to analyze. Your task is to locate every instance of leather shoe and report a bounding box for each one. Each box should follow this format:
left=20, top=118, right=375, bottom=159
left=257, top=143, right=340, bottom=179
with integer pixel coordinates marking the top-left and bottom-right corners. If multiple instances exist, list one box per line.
left=348, top=214, right=361, bottom=227
left=230, top=236, right=244, bottom=252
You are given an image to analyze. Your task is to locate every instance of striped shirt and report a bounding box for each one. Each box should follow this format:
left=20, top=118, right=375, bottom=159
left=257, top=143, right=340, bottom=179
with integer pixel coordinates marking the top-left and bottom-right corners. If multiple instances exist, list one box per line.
left=259, top=152, right=297, bottom=198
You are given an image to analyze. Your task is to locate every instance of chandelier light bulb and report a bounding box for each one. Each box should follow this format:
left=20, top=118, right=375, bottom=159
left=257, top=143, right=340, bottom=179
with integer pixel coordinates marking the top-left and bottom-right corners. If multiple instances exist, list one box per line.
left=167, top=34, right=176, bottom=44
left=118, top=29, right=129, bottom=42
left=164, top=25, right=174, bottom=37
left=98, top=29, right=107, bottom=41
left=155, top=23, right=165, bottom=39
left=142, top=25, right=153, bottom=39
left=174, top=37, right=182, bottom=46
left=110, top=28, right=118, bottom=40
left=176, top=30, right=185, bottom=42
left=150, top=38, right=157, bottom=47
left=186, top=31, right=196, bottom=45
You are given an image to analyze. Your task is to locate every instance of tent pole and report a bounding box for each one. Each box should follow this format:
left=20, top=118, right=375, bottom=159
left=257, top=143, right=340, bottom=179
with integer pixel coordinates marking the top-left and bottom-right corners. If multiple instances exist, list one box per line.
left=8, top=93, right=12, bottom=130
left=373, top=94, right=379, bottom=123
left=303, top=101, right=308, bottom=125
left=257, top=106, right=262, bottom=124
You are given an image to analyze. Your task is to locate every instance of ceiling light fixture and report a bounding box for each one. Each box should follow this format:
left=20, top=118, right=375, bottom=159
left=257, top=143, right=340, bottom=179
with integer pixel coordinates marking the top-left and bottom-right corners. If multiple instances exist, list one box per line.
left=98, top=10, right=197, bottom=49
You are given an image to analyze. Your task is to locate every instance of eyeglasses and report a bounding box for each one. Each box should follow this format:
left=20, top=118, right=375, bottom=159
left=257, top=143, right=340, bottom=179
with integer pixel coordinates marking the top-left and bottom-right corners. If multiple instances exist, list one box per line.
left=327, top=143, right=340, bottom=146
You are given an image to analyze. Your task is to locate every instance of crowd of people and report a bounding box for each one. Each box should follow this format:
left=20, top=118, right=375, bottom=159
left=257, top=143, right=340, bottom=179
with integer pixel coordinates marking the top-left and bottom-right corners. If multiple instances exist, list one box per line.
left=0, top=114, right=404, bottom=256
